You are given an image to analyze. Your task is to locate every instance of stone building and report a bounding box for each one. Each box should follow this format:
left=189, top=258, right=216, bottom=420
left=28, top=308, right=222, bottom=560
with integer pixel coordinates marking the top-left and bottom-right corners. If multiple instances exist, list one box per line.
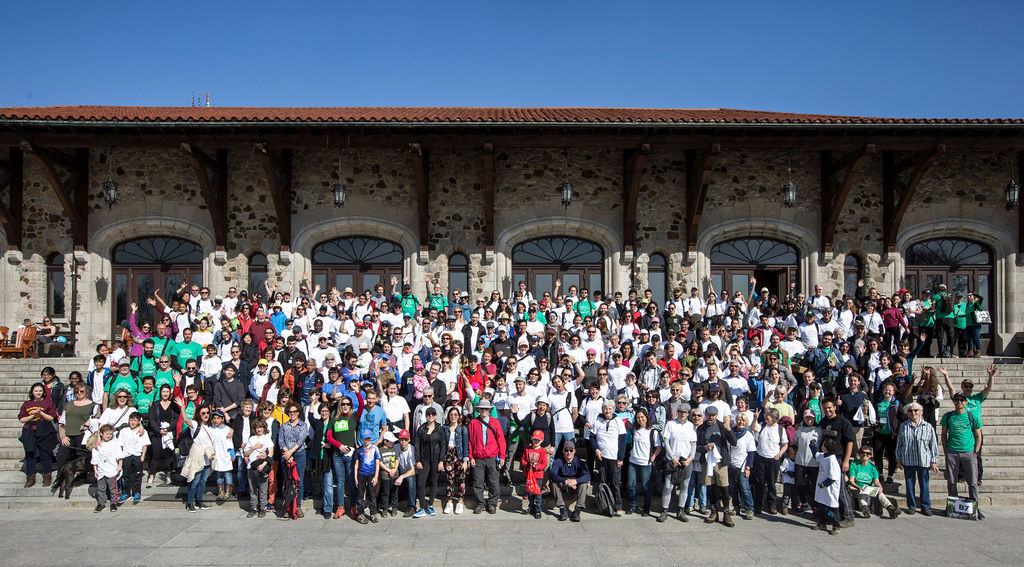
left=0, top=107, right=1021, bottom=353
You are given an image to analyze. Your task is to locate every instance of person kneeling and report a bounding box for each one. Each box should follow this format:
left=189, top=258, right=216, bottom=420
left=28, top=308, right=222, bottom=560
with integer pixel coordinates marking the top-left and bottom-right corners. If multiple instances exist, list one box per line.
left=549, top=441, right=590, bottom=522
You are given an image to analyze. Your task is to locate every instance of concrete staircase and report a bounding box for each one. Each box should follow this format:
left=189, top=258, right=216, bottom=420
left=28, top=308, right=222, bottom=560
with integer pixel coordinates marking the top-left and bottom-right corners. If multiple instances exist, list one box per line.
left=0, top=357, right=1020, bottom=510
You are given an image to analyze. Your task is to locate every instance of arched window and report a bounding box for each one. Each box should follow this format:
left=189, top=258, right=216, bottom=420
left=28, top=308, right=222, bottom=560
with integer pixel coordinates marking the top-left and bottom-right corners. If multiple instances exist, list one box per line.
left=112, top=237, right=204, bottom=265
left=843, top=254, right=862, bottom=297
left=311, top=236, right=404, bottom=294
left=647, top=253, right=667, bottom=306
left=112, top=237, right=204, bottom=332
left=709, top=237, right=799, bottom=299
left=449, top=253, right=469, bottom=298
left=511, top=236, right=604, bottom=297
left=905, top=239, right=991, bottom=267
left=249, top=253, right=268, bottom=296
left=46, top=253, right=65, bottom=317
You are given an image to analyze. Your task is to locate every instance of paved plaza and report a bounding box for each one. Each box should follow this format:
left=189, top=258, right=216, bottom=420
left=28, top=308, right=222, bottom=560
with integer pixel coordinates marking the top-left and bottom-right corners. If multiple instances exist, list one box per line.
left=2, top=506, right=1021, bottom=566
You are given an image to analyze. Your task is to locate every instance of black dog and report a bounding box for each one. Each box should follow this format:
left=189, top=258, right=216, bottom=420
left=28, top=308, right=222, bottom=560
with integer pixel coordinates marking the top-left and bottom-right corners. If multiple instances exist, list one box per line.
left=51, top=455, right=90, bottom=500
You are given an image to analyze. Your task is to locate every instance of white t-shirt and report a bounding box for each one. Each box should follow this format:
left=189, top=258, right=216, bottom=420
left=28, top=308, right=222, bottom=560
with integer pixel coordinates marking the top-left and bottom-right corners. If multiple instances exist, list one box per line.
left=243, top=433, right=274, bottom=468
left=592, top=414, right=627, bottom=456
left=548, top=390, right=578, bottom=434
left=662, top=419, right=697, bottom=460
left=509, top=391, right=537, bottom=422
left=629, top=427, right=662, bottom=466
left=581, top=397, right=606, bottom=439
left=728, top=430, right=757, bottom=469
left=91, top=439, right=123, bottom=478
left=117, top=426, right=151, bottom=457
left=382, top=394, right=411, bottom=424
left=756, top=423, right=786, bottom=459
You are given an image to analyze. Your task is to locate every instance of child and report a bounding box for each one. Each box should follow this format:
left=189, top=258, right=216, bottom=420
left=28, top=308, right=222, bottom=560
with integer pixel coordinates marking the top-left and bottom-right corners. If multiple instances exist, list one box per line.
left=378, top=432, right=400, bottom=516
left=521, top=430, right=549, bottom=519
left=91, top=424, right=123, bottom=513
left=848, top=446, right=900, bottom=519
left=394, top=430, right=418, bottom=517
left=209, top=409, right=235, bottom=502
left=780, top=445, right=797, bottom=515
left=243, top=418, right=274, bottom=518
left=117, top=412, right=151, bottom=504
left=814, top=438, right=842, bottom=535
left=353, top=429, right=382, bottom=524
left=234, top=399, right=255, bottom=498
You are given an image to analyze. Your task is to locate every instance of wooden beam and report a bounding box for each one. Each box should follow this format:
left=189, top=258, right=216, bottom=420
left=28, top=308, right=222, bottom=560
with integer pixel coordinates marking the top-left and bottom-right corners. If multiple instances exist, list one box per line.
left=254, top=143, right=293, bottom=250
left=685, top=143, right=720, bottom=253
left=1018, top=150, right=1024, bottom=255
left=883, top=145, right=944, bottom=254
left=0, top=147, right=23, bottom=249
left=482, top=143, right=495, bottom=251
left=622, top=143, right=651, bottom=252
left=20, top=142, right=87, bottom=247
left=410, top=143, right=429, bottom=251
left=180, top=143, right=228, bottom=250
left=821, top=144, right=875, bottom=253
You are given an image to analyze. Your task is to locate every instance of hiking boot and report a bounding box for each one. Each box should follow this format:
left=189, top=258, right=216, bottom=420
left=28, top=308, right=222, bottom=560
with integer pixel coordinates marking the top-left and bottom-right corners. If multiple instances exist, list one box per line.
left=704, top=510, right=718, bottom=523
left=676, top=510, right=689, bottom=523
left=474, top=504, right=485, bottom=514
left=559, top=507, right=569, bottom=521
left=487, top=505, right=497, bottom=515
left=887, top=505, right=900, bottom=519
left=42, top=473, right=52, bottom=486
left=697, top=506, right=709, bottom=515
left=838, top=519, right=855, bottom=528
left=860, top=504, right=871, bottom=518
left=24, top=475, right=35, bottom=489
left=368, top=514, right=379, bottom=523
left=920, top=508, right=933, bottom=517
left=356, top=514, right=369, bottom=524
left=742, top=509, right=754, bottom=521
left=905, top=507, right=916, bottom=515
left=258, top=510, right=266, bottom=518
left=404, top=508, right=416, bottom=518
left=722, top=511, right=734, bottom=527
left=656, top=511, right=668, bottom=523
left=570, top=509, right=581, bottom=522
left=247, top=509, right=257, bottom=518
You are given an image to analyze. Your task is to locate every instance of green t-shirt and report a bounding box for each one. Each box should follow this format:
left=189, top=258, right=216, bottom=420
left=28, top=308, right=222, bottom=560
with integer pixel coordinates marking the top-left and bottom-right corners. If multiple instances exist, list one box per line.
left=154, top=370, right=177, bottom=394
left=848, top=460, right=879, bottom=489
left=919, top=299, right=934, bottom=328
left=940, top=410, right=980, bottom=453
left=953, top=302, right=968, bottom=330
left=131, top=354, right=157, bottom=379
left=105, top=373, right=139, bottom=398
left=428, top=293, right=448, bottom=313
left=965, top=392, right=986, bottom=426
left=574, top=300, right=596, bottom=318
left=808, top=397, right=822, bottom=423
left=169, top=340, right=204, bottom=369
left=151, top=337, right=173, bottom=358
left=932, top=293, right=953, bottom=319
left=664, top=314, right=684, bottom=335
left=877, top=400, right=893, bottom=435
left=400, top=294, right=420, bottom=317
left=135, top=389, right=157, bottom=414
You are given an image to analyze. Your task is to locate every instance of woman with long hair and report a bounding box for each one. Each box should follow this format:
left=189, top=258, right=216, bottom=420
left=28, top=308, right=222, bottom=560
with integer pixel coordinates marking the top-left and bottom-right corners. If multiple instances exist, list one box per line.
left=441, top=407, right=469, bottom=514
left=147, top=384, right=180, bottom=486
left=56, top=383, right=96, bottom=472
left=19, top=382, right=58, bottom=488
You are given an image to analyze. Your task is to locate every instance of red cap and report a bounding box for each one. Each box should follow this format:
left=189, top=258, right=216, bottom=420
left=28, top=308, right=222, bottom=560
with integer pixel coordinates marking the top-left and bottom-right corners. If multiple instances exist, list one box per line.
left=398, top=429, right=410, bottom=439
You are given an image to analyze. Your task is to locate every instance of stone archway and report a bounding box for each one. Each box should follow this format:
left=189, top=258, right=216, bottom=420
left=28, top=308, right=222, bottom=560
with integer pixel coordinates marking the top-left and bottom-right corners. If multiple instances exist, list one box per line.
left=695, top=218, right=820, bottom=295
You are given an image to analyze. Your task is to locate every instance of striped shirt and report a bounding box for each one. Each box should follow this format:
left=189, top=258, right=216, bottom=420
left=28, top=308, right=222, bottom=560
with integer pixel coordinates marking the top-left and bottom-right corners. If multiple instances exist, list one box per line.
left=895, top=419, right=939, bottom=467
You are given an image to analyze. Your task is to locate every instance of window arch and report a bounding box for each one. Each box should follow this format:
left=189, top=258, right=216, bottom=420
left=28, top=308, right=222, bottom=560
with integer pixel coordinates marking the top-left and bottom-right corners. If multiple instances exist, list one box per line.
left=46, top=253, right=65, bottom=317
left=843, top=254, right=862, bottom=297
left=112, top=237, right=204, bottom=266
left=709, top=238, right=798, bottom=299
left=311, top=236, right=404, bottom=294
left=647, top=253, right=667, bottom=306
left=511, top=236, right=604, bottom=297
left=905, top=239, right=991, bottom=267
left=709, top=238, right=798, bottom=266
left=449, top=253, right=469, bottom=298
left=249, top=253, right=268, bottom=296
left=111, top=237, right=204, bottom=333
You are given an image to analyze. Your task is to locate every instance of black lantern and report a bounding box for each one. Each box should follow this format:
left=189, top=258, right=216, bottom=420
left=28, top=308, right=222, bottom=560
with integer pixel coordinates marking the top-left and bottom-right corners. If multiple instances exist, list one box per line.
left=333, top=151, right=347, bottom=208
left=103, top=147, right=118, bottom=208
left=782, top=180, right=797, bottom=208
left=559, top=150, right=572, bottom=208
left=1006, top=180, right=1019, bottom=210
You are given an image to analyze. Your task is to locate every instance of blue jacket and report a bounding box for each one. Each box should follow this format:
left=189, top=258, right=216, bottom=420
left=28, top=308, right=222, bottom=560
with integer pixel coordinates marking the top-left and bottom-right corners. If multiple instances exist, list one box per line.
left=550, top=456, right=592, bottom=484
left=444, top=424, right=469, bottom=460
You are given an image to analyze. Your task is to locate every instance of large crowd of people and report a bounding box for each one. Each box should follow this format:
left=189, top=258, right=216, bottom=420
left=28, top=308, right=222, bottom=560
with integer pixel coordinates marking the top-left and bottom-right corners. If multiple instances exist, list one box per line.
left=17, top=273, right=996, bottom=531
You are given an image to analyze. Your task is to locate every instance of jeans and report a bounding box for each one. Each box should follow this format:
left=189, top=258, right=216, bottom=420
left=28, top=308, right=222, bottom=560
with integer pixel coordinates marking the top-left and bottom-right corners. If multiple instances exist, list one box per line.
left=187, top=465, right=211, bottom=504
left=553, top=432, right=575, bottom=454
left=903, top=465, right=931, bottom=510
left=400, top=473, right=417, bottom=508
left=234, top=457, right=248, bottom=494
left=728, top=466, right=754, bottom=512
left=685, top=468, right=706, bottom=509
left=967, top=325, right=982, bottom=354
left=626, top=462, right=652, bottom=512
left=291, top=452, right=308, bottom=507
left=216, top=470, right=233, bottom=486
left=328, top=452, right=354, bottom=510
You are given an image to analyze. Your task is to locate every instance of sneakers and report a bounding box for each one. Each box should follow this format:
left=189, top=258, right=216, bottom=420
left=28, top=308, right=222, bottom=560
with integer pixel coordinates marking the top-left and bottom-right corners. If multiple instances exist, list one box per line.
left=625, top=507, right=634, bottom=515
left=676, top=510, right=689, bottom=523
left=656, top=512, right=668, bottom=523
left=247, top=510, right=257, bottom=518
left=368, top=514, right=379, bottom=523
left=94, top=504, right=105, bottom=513
left=559, top=507, right=570, bottom=522
left=474, top=504, right=485, bottom=514
left=258, top=510, right=267, bottom=518
left=742, top=509, right=754, bottom=521
left=110, top=503, right=118, bottom=513
left=404, top=508, right=417, bottom=518
left=198, top=501, right=211, bottom=510
left=905, top=507, right=916, bottom=515
left=487, top=505, right=497, bottom=515
left=413, top=509, right=427, bottom=518
left=570, top=509, right=581, bottom=522
left=454, top=502, right=464, bottom=515
left=146, top=477, right=154, bottom=489
left=443, top=501, right=453, bottom=514
left=532, top=511, right=542, bottom=519
left=887, top=505, right=900, bottom=519
left=391, top=507, right=399, bottom=517
left=920, top=508, right=933, bottom=517
left=186, top=503, right=196, bottom=513
left=829, top=526, right=841, bottom=536
left=117, top=493, right=128, bottom=506
left=427, top=506, right=437, bottom=516
left=355, top=514, right=369, bottom=524
left=333, top=507, right=345, bottom=519
left=860, top=504, right=872, bottom=518
left=133, top=494, right=141, bottom=505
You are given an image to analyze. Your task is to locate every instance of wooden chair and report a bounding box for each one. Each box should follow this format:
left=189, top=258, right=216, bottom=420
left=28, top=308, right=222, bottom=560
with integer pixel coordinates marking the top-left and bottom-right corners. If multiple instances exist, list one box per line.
left=0, top=326, right=38, bottom=358
left=0, top=326, right=8, bottom=347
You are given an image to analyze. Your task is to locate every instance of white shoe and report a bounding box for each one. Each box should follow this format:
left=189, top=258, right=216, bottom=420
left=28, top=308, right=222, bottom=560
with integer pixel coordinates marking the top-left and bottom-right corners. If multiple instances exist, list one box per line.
left=443, top=501, right=453, bottom=514
left=454, top=502, right=464, bottom=515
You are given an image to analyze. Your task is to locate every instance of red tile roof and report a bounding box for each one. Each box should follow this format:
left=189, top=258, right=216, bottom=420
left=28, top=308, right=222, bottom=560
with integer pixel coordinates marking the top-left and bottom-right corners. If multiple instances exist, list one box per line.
left=0, top=106, right=1020, bottom=125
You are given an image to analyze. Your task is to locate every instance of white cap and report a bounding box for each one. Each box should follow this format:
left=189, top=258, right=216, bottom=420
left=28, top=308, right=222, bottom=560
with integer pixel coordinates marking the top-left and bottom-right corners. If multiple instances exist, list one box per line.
left=382, top=431, right=397, bottom=443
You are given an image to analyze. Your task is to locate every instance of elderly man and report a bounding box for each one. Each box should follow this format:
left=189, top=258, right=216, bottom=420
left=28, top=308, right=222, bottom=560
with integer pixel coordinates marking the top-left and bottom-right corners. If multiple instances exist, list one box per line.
left=467, top=399, right=506, bottom=514
left=697, top=405, right=737, bottom=526
left=895, top=401, right=941, bottom=516
left=549, top=440, right=591, bottom=522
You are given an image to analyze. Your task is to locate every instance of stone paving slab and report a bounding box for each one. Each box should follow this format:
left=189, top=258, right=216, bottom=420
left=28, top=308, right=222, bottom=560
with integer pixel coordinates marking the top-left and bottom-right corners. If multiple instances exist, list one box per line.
left=0, top=506, right=1022, bottom=566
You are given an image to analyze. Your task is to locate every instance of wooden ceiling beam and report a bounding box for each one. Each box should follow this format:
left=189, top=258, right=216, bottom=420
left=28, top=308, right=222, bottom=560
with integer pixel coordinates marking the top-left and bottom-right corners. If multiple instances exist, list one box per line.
left=685, top=143, right=720, bottom=253
left=883, top=145, right=944, bottom=255
left=20, top=141, right=87, bottom=247
left=180, top=143, right=228, bottom=250
left=254, top=143, right=293, bottom=250
left=821, top=144, right=876, bottom=253
left=622, top=143, right=650, bottom=252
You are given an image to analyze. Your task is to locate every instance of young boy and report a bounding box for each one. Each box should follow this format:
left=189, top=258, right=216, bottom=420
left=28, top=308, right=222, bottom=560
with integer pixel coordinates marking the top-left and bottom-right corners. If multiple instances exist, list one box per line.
left=377, top=432, right=399, bottom=516
left=394, top=430, right=418, bottom=517
left=243, top=418, right=274, bottom=518
left=848, top=446, right=901, bottom=519
left=91, top=424, right=123, bottom=513
left=814, top=438, right=842, bottom=535
left=521, top=430, right=549, bottom=519
left=209, top=409, right=235, bottom=502
left=353, top=429, right=382, bottom=524
left=117, top=412, right=151, bottom=504
left=780, top=444, right=797, bottom=515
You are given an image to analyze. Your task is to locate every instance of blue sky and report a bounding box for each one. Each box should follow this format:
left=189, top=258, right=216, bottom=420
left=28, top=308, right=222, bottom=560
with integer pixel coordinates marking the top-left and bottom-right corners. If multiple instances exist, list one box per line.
left=2, top=1, right=1022, bottom=117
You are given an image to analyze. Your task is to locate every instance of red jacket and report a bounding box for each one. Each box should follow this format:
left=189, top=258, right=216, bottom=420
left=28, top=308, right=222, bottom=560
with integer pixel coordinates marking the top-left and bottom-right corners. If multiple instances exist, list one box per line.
left=466, top=416, right=506, bottom=461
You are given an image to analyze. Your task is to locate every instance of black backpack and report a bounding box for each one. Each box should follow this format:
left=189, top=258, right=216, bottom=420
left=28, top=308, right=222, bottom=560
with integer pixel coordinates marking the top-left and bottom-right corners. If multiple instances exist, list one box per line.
left=594, top=480, right=615, bottom=517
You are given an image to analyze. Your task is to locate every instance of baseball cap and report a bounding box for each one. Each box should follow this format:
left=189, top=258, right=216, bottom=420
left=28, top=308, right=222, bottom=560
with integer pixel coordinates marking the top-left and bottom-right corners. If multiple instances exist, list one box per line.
left=563, top=440, right=576, bottom=451
left=803, top=409, right=816, bottom=418
left=360, top=429, right=374, bottom=439
left=586, top=348, right=597, bottom=355
left=398, top=429, right=410, bottom=439
left=708, top=382, right=721, bottom=392
left=383, top=432, right=397, bottom=443
left=531, top=430, right=545, bottom=441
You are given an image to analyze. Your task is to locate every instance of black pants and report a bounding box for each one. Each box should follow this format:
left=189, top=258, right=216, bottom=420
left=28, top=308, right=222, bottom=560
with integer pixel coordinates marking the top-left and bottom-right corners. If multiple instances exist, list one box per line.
left=838, top=477, right=854, bottom=522
left=751, top=454, right=780, bottom=512
left=955, top=327, right=969, bottom=357
left=936, top=318, right=955, bottom=357
left=597, top=457, right=622, bottom=510
left=356, top=473, right=378, bottom=515
left=793, top=464, right=818, bottom=509
left=417, top=459, right=440, bottom=509
left=920, top=326, right=935, bottom=357
left=378, top=478, right=395, bottom=511
left=872, top=432, right=897, bottom=479
left=883, top=327, right=901, bottom=355
left=148, top=432, right=174, bottom=476
left=123, top=454, right=144, bottom=496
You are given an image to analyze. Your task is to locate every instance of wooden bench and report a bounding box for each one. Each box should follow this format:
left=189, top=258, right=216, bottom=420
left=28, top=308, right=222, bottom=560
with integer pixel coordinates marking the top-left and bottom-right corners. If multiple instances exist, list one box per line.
left=0, top=327, right=38, bottom=358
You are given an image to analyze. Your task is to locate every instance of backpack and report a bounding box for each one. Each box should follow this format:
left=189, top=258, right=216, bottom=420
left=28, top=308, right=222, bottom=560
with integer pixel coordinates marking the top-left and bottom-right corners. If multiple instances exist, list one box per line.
left=935, top=293, right=950, bottom=314
left=594, top=474, right=615, bottom=517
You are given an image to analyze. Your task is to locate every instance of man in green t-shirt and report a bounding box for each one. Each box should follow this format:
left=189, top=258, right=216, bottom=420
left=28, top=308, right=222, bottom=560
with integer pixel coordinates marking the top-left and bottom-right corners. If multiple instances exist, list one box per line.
left=168, top=329, right=204, bottom=371
left=931, top=284, right=955, bottom=357
left=573, top=289, right=595, bottom=318
left=153, top=356, right=179, bottom=393
left=104, top=361, right=140, bottom=410
left=940, top=392, right=982, bottom=502
left=848, top=446, right=899, bottom=519
left=940, top=365, right=996, bottom=486
left=130, top=339, right=158, bottom=378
